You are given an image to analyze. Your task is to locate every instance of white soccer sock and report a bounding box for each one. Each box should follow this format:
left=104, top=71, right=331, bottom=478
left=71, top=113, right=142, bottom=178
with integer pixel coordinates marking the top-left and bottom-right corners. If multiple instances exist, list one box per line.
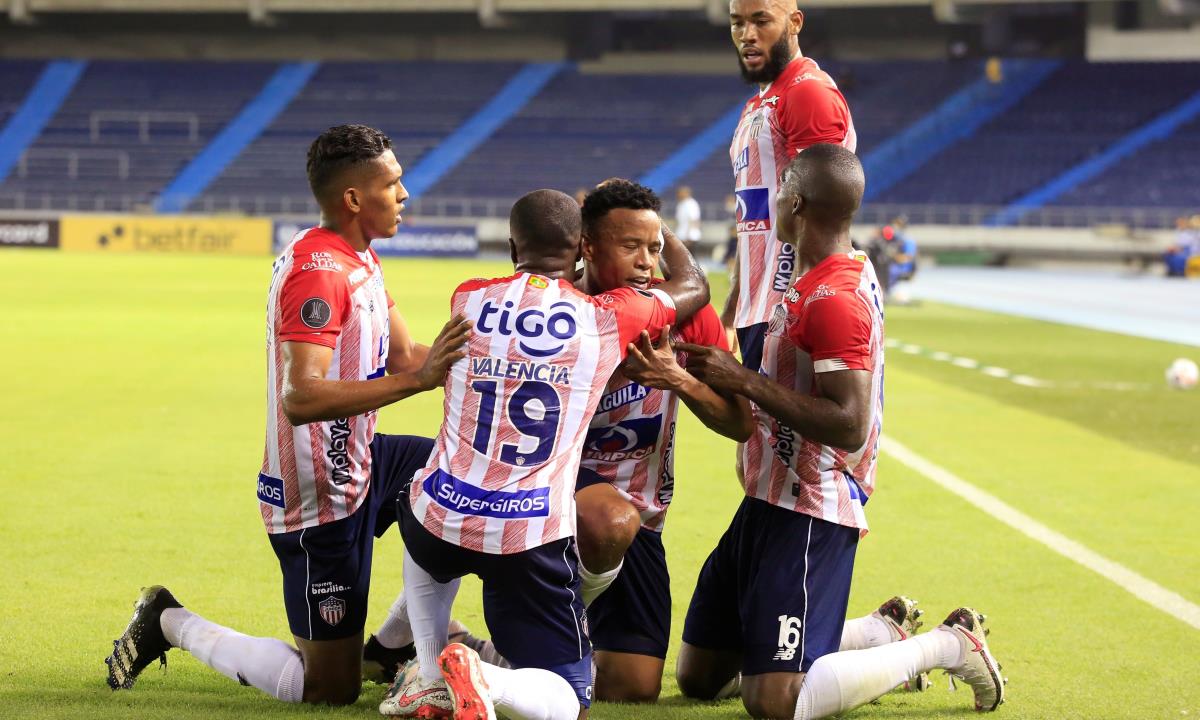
left=403, top=550, right=461, bottom=682
left=375, top=591, right=413, bottom=649
left=161, top=607, right=305, bottom=702
left=839, top=615, right=894, bottom=651
left=793, top=631, right=963, bottom=720
left=579, top=560, right=622, bottom=607
left=480, top=662, right=580, bottom=720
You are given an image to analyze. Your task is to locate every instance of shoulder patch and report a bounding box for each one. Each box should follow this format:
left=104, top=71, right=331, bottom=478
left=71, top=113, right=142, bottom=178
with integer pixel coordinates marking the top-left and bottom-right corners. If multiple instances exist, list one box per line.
left=301, top=297, right=332, bottom=329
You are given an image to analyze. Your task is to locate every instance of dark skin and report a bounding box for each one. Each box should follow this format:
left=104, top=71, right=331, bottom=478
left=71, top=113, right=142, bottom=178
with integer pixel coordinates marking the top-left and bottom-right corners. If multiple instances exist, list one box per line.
left=676, top=158, right=872, bottom=719
left=721, top=0, right=807, bottom=348
left=573, top=207, right=751, bottom=704
left=279, top=150, right=470, bottom=704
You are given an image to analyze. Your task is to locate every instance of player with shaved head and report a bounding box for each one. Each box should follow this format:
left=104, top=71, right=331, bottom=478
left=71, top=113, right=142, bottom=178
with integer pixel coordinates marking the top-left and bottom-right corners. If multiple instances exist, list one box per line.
left=675, top=145, right=1007, bottom=719
left=387, top=188, right=709, bottom=720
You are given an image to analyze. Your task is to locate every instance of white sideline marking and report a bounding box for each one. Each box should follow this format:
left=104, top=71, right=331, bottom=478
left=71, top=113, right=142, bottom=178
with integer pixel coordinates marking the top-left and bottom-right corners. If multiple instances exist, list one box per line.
left=881, top=435, right=1200, bottom=630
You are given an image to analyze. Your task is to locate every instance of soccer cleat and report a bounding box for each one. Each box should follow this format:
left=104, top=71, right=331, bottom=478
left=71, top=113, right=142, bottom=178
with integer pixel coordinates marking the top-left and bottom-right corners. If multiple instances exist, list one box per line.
left=438, top=643, right=497, bottom=720
left=105, top=585, right=181, bottom=690
left=873, top=596, right=930, bottom=692
left=364, top=634, right=417, bottom=684
left=874, top=595, right=924, bottom=641
left=940, top=608, right=1006, bottom=712
left=379, top=660, right=454, bottom=719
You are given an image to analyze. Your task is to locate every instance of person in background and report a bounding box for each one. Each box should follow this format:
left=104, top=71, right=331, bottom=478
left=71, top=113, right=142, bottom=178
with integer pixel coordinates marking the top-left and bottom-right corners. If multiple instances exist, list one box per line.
left=1165, top=216, right=1193, bottom=278
left=675, top=186, right=703, bottom=254
left=884, top=216, right=917, bottom=291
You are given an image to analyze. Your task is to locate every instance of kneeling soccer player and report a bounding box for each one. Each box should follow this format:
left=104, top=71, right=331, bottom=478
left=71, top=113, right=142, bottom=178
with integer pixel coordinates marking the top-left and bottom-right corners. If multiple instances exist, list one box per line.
left=104, top=125, right=468, bottom=705
left=673, top=145, right=1006, bottom=719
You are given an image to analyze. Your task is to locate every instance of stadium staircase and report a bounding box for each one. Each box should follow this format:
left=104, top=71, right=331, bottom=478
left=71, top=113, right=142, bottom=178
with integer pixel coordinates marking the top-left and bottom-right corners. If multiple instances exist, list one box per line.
left=192, top=60, right=527, bottom=215
left=873, top=61, right=1200, bottom=213
left=990, top=87, right=1200, bottom=224
left=0, top=60, right=82, bottom=185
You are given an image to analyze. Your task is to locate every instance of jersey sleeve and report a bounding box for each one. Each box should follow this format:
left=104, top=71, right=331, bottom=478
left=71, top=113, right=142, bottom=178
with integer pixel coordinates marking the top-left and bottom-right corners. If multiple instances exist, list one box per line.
left=678, top=303, right=729, bottom=351
left=776, top=79, right=852, bottom=157
left=592, top=287, right=678, bottom=355
left=278, top=264, right=351, bottom=349
left=788, top=294, right=873, bottom=373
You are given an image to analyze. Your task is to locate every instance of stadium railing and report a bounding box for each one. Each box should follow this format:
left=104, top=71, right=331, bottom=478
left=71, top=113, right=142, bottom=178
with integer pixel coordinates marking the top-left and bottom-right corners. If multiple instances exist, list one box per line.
left=0, top=191, right=1191, bottom=232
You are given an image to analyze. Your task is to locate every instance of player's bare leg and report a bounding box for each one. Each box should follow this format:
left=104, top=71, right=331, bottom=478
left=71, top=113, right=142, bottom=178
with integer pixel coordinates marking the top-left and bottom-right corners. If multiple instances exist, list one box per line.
left=593, top=651, right=664, bottom=703
left=294, top=634, right=364, bottom=705
left=675, top=641, right=742, bottom=700
left=575, top=483, right=640, bottom=605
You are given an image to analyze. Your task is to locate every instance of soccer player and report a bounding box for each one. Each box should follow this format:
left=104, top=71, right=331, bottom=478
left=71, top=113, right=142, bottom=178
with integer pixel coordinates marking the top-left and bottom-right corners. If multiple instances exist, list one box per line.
left=722, top=0, right=856, bottom=366
left=574, top=179, right=754, bottom=703
left=389, top=188, right=708, bottom=720
left=674, top=144, right=1005, bottom=719
left=103, top=125, right=470, bottom=706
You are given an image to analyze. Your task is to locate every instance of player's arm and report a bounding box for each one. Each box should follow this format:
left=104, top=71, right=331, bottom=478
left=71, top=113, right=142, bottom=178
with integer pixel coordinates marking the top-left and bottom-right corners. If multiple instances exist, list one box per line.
left=720, top=257, right=740, bottom=349
left=672, top=344, right=870, bottom=451
left=385, top=304, right=430, bottom=375
left=280, top=315, right=469, bottom=426
left=623, top=328, right=754, bottom=442
left=654, top=221, right=709, bottom=323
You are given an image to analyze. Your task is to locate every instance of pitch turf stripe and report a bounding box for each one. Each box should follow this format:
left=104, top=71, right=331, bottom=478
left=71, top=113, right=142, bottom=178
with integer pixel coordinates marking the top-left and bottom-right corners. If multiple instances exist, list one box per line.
left=881, top=436, right=1200, bottom=631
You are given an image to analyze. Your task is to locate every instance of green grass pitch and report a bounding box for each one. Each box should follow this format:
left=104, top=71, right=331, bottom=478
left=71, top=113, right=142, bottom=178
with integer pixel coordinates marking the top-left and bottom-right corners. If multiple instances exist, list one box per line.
left=2, top=250, right=1197, bottom=719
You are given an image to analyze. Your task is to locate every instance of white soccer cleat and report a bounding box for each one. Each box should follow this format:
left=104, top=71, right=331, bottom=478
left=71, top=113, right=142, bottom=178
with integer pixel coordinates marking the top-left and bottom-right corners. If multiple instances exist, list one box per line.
left=438, top=642, right=497, bottom=720
left=939, top=608, right=1006, bottom=712
left=379, top=659, right=454, bottom=719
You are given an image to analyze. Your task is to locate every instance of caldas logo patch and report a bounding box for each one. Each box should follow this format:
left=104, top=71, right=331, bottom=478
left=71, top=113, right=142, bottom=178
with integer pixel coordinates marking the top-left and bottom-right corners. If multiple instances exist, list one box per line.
left=301, top=297, right=332, bottom=329
left=735, top=187, right=772, bottom=233
left=318, top=596, right=345, bottom=626
left=476, top=299, right=578, bottom=359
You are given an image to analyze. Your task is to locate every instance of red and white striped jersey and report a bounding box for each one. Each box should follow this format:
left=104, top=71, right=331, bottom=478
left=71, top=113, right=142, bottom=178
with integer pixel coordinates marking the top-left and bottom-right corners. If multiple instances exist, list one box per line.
left=409, top=273, right=676, bottom=554
left=581, top=303, right=728, bottom=533
left=731, top=56, right=856, bottom=329
left=738, top=250, right=883, bottom=534
left=259, top=227, right=394, bottom=534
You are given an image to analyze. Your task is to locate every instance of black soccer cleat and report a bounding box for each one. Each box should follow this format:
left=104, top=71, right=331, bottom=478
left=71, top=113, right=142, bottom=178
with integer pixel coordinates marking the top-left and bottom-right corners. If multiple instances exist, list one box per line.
left=362, top=634, right=416, bottom=684
left=105, top=585, right=182, bottom=690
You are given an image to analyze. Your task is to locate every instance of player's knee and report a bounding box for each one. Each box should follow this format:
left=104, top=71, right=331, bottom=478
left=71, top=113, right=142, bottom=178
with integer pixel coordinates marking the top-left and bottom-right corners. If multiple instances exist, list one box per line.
left=577, top=497, right=639, bottom=571
left=302, top=673, right=361, bottom=706
left=741, top=677, right=800, bottom=719
left=675, top=661, right=722, bottom=700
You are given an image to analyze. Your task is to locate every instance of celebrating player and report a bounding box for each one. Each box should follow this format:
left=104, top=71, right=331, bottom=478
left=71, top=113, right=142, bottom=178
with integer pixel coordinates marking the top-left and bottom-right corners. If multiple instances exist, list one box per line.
left=674, top=145, right=1006, bottom=719
left=722, top=0, right=856, bottom=365
left=389, top=188, right=709, bottom=720
left=573, top=179, right=754, bottom=703
left=104, top=125, right=469, bottom=706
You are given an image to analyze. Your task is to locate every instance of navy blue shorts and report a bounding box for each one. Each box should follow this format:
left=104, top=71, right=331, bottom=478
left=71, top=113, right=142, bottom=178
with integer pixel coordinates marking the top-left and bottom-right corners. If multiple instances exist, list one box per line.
left=587, top=527, right=671, bottom=659
left=736, top=323, right=768, bottom=373
left=398, top=495, right=594, bottom=708
left=267, top=434, right=434, bottom=642
left=681, top=496, right=858, bottom=675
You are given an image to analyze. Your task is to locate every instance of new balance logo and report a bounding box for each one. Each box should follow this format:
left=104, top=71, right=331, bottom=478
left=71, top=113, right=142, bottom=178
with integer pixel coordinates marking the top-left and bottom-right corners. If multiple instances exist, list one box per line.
left=774, top=615, right=802, bottom=663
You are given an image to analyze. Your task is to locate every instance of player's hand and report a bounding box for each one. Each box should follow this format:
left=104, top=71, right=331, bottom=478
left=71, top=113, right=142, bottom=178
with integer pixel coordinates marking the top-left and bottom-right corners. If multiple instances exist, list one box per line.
left=673, top=342, right=748, bottom=395
left=622, top=326, right=689, bottom=391
left=723, top=321, right=739, bottom=357
left=415, top=314, right=471, bottom=390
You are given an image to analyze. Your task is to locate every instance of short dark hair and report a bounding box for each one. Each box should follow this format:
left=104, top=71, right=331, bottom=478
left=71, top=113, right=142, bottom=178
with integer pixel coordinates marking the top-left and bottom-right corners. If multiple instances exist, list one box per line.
left=306, top=124, right=393, bottom=200
left=581, top=179, right=662, bottom=235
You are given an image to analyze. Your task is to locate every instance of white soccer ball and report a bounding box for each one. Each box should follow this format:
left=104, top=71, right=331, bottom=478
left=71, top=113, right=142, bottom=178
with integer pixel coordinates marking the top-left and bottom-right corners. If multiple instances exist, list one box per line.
left=1165, top=358, right=1199, bottom=390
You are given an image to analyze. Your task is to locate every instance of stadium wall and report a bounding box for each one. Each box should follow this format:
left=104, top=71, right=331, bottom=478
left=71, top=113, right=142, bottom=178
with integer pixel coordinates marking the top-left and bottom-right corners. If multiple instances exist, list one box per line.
left=0, top=212, right=1176, bottom=265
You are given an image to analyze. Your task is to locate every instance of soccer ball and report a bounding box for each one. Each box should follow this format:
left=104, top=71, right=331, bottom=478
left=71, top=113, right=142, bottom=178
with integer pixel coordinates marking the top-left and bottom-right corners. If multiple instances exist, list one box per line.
left=1165, top=358, right=1199, bottom=390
